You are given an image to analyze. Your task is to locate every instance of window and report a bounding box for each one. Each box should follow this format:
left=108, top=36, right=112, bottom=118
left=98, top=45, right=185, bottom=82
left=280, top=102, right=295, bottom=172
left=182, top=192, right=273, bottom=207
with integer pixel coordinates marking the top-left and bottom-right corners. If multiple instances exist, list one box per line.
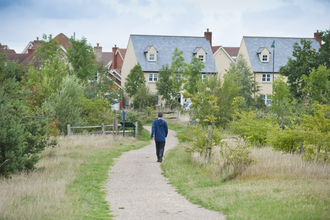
left=262, top=55, right=268, bottom=62
left=262, top=73, right=271, bottom=82
left=262, top=94, right=271, bottom=105
left=176, top=73, right=182, bottom=78
left=199, top=55, right=204, bottom=62
left=149, top=53, right=155, bottom=61
left=202, top=74, right=207, bottom=82
left=149, top=73, right=158, bottom=82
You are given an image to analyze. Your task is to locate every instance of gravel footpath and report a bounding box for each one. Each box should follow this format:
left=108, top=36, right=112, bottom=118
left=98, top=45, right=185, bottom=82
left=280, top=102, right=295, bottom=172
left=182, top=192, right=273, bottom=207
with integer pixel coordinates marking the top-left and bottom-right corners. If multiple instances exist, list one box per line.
left=105, top=126, right=225, bottom=220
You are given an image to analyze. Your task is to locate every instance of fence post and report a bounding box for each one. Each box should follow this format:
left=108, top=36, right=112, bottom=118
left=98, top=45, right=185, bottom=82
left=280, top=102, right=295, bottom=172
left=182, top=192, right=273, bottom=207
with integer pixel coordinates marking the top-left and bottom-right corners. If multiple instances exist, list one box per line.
left=67, top=124, right=71, bottom=137
left=113, top=118, right=118, bottom=135
left=135, top=122, right=138, bottom=138
left=176, top=110, right=179, bottom=121
left=102, top=123, right=105, bottom=135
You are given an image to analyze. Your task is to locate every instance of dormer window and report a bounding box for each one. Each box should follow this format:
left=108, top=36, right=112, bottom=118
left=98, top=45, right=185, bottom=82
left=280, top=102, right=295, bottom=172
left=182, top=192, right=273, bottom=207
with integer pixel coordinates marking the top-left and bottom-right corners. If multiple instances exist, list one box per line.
left=193, top=47, right=206, bottom=63
left=257, top=47, right=270, bottom=63
left=144, top=45, right=157, bottom=62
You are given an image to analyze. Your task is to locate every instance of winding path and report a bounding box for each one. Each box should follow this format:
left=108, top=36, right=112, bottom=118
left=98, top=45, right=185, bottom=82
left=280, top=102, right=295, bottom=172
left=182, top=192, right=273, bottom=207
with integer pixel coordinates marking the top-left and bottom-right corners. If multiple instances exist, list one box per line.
left=105, top=126, right=225, bottom=220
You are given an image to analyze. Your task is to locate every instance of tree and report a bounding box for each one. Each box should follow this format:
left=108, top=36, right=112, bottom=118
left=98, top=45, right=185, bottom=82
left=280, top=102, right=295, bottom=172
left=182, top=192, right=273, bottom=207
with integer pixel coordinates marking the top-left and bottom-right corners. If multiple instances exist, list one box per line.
left=85, top=62, right=122, bottom=105
left=280, top=39, right=319, bottom=99
left=156, top=64, right=173, bottom=106
left=125, top=63, right=146, bottom=98
left=42, top=75, right=85, bottom=134
left=183, top=56, right=205, bottom=95
left=170, top=48, right=187, bottom=106
left=0, top=49, right=56, bottom=176
left=233, top=55, right=260, bottom=108
left=302, top=65, right=330, bottom=104
left=67, top=37, right=97, bottom=81
left=216, top=66, right=242, bottom=128
left=272, top=76, right=292, bottom=129
left=318, top=29, right=330, bottom=69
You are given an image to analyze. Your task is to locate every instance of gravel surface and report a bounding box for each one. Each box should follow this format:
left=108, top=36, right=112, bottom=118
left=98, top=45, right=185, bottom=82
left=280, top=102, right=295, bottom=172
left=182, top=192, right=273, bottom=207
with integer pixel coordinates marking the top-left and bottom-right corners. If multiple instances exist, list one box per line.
left=105, top=126, right=225, bottom=220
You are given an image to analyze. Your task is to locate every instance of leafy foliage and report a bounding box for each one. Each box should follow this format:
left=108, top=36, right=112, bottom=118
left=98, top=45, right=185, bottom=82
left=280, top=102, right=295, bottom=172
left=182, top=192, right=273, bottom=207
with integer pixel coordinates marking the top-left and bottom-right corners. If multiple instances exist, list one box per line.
left=218, top=142, right=254, bottom=182
left=279, top=39, right=320, bottom=99
left=125, top=63, right=146, bottom=98
left=42, top=75, right=85, bottom=134
left=0, top=50, right=56, bottom=176
left=67, top=37, right=97, bottom=81
left=302, top=65, right=330, bottom=104
left=156, top=64, right=173, bottom=106
left=231, top=55, right=260, bottom=109
left=133, top=86, right=157, bottom=109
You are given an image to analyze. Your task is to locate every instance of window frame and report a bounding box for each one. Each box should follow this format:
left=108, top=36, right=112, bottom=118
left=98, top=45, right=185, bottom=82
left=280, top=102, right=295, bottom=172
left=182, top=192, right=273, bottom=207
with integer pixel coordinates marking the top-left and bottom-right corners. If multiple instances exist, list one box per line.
left=262, top=54, right=268, bottom=62
left=148, top=73, right=158, bottom=82
left=199, top=55, right=204, bottom=62
left=149, top=53, right=155, bottom=61
left=262, top=73, right=271, bottom=82
left=262, top=94, right=272, bottom=105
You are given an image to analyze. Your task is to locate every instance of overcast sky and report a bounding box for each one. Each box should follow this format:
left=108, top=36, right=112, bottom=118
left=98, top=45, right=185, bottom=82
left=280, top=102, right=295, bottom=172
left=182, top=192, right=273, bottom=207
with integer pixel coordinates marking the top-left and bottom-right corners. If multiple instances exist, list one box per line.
left=1, top=0, right=329, bottom=53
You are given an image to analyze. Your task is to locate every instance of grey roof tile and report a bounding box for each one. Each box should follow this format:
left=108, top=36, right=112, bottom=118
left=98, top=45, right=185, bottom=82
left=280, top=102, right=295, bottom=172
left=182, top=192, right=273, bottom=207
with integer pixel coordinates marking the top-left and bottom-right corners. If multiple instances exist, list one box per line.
left=244, top=37, right=321, bottom=73
left=131, top=35, right=217, bottom=73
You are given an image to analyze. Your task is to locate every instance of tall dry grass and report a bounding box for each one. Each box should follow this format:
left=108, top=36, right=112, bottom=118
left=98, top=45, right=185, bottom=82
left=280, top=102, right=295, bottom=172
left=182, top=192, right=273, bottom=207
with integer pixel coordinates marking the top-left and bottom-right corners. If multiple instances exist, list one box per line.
left=0, top=134, right=135, bottom=220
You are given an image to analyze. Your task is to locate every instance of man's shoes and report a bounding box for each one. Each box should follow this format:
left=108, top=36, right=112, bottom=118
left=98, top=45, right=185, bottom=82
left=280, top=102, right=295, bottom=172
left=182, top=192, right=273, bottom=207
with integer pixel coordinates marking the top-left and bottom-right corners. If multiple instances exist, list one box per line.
left=157, top=155, right=161, bottom=162
left=158, top=155, right=163, bottom=163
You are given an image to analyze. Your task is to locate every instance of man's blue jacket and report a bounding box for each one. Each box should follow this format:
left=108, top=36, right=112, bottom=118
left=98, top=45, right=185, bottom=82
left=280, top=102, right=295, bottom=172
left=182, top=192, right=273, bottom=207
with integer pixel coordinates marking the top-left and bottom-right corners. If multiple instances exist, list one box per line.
left=151, top=118, right=168, bottom=142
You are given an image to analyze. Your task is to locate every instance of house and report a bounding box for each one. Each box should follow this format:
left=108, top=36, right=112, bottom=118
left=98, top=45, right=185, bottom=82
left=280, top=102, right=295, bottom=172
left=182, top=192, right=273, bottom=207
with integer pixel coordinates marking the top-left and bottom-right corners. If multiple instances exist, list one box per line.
left=1, top=33, right=71, bottom=68
left=93, top=43, right=126, bottom=110
left=203, top=29, right=239, bottom=78
left=237, top=34, right=321, bottom=105
left=121, top=34, right=217, bottom=108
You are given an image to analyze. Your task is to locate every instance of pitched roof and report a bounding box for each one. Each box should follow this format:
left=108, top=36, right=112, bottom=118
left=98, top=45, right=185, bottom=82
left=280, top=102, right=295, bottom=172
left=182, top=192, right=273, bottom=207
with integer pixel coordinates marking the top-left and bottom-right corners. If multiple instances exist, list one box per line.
left=223, top=47, right=239, bottom=58
left=53, top=33, right=71, bottom=50
left=131, top=35, right=217, bottom=73
left=102, top=52, right=112, bottom=65
left=243, top=36, right=321, bottom=73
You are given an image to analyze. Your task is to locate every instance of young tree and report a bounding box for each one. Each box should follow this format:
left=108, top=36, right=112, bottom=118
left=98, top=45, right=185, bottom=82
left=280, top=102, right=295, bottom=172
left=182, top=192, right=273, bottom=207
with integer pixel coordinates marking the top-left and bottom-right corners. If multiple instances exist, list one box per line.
left=125, top=63, right=146, bottom=98
left=156, top=64, right=173, bottom=106
left=183, top=56, right=205, bottom=95
left=42, top=75, right=85, bottom=134
left=280, top=39, right=319, bottom=99
left=272, top=76, right=292, bottom=129
left=234, top=55, right=260, bottom=108
left=67, top=37, right=97, bottom=81
left=170, top=48, right=187, bottom=106
left=302, top=65, right=330, bottom=104
left=0, top=50, right=56, bottom=176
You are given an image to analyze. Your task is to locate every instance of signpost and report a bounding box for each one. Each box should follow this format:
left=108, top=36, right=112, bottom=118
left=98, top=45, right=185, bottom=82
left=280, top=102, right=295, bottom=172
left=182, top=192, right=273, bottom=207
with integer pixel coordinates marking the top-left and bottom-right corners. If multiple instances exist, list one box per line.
left=122, top=111, right=127, bottom=137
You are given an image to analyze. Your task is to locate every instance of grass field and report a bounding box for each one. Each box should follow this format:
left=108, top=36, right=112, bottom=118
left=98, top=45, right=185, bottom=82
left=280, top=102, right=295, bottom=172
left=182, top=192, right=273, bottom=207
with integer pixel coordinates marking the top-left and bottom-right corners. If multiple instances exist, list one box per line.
left=161, top=125, right=330, bottom=220
left=0, top=129, right=150, bottom=220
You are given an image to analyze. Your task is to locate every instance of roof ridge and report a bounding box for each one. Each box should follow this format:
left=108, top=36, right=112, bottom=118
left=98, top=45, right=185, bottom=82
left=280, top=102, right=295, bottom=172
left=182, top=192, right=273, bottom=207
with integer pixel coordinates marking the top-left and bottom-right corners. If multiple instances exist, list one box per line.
left=131, top=34, right=205, bottom=38
left=244, top=36, right=316, bottom=39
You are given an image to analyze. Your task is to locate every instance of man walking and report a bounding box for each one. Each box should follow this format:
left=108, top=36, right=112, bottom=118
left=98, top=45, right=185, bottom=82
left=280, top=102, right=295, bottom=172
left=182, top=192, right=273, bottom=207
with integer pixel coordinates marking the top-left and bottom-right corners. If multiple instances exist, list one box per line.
left=151, top=112, right=168, bottom=162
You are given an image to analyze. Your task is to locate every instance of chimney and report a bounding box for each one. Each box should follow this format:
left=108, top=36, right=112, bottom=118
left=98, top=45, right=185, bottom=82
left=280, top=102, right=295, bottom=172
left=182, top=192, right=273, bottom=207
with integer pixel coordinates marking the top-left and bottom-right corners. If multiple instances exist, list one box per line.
left=204, top=28, right=212, bottom=47
left=112, top=44, right=119, bottom=70
left=314, top=30, right=322, bottom=45
left=94, top=43, right=102, bottom=63
left=28, top=48, right=34, bottom=57
left=37, top=37, right=39, bottom=41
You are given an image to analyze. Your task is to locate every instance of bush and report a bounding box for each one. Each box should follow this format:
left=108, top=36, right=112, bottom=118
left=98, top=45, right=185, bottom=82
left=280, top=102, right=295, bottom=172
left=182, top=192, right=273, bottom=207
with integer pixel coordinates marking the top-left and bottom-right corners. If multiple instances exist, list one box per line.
left=218, top=142, right=254, bottom=181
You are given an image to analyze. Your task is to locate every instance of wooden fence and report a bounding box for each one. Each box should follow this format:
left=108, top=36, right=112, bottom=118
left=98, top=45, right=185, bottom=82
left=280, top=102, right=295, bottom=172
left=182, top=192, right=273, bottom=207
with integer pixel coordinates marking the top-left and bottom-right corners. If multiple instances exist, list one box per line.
left=67, top=119, right=138, bottom=137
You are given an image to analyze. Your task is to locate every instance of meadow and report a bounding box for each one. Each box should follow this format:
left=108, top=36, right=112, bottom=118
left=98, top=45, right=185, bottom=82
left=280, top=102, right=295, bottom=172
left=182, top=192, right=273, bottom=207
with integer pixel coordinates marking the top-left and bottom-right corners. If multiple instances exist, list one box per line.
left=0, top=130, right=150, bottom=220
left=161, top=125, right=330, bottom=220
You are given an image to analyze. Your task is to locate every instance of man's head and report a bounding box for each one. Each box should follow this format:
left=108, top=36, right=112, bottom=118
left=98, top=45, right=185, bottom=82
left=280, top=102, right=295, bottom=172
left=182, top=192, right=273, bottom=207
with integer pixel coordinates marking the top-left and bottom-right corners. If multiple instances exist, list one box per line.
left=158, top=112, right=163, bottom=118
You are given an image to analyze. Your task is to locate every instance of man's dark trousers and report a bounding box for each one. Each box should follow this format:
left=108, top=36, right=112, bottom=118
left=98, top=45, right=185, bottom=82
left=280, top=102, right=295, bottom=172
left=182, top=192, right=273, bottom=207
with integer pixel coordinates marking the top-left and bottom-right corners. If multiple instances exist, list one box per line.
left=155, top=141, right=165, bottom=158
